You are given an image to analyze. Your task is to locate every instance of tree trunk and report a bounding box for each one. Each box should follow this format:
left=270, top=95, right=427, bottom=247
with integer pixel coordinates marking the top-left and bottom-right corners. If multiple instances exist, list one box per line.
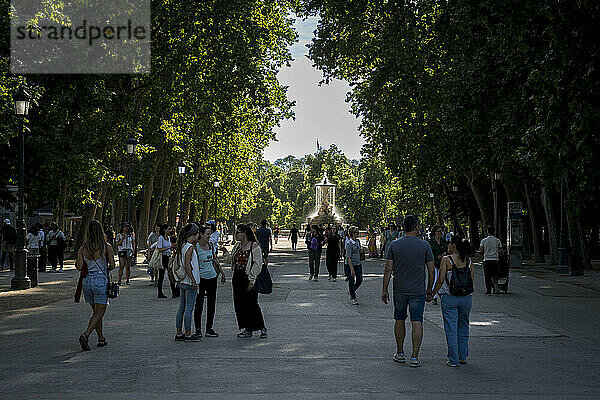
left=57, top=179, right=67, bottom=230
left=467, top=178, right=492, bottom=232
left=541, top=184, right=558, bottom=264
left=137, top=175, right=155, bottom=250
left=564, top=176, right=591, bottom=269
left=150, top=171, right=172, bottom=227
left=113, top=196, right=124, bottom=227
left=468, top=206, right=480, bottom=248
left=200, top=197, right=209, bottom=224
left=525, top=182, right=545, bottom=263
left=167, top=188, right=180, bottom=228
left=94, top=185, right=107, bottom=223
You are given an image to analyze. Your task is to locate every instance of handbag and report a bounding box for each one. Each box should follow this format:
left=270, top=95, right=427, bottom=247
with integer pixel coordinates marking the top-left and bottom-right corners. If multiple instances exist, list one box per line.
left=93, top=245, right=119, bottom=299
left=249, top=245, right=272, bottom=294
left=149, top=248, right=162, bottom=270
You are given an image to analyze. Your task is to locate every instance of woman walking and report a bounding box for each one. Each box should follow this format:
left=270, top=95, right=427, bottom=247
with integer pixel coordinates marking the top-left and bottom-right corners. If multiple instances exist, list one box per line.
left=174, top=223, right=202, bottom=341
left=115, top=223, right=135, bottom=285
left=273, top=225, right=280, bottom=244
left=26, top=225, right=42, bottom=256
left=77, top=220, right=116, bottom=351
left=156, top=224, right=178, bottom=298
left=47, top=222, right=66, bottom=272
left=194, top=224, right=226, bottom=338
left=146, top=223, right=161, bottom=286
left=344, top=226, right=363, bottom=305
left=325, top=226, right=341, bottom=281
left=367, top=227, right=378, bottom=258
left=230, top=224, right=267, bottom=338
left=430, top=236, right=474, bottom=367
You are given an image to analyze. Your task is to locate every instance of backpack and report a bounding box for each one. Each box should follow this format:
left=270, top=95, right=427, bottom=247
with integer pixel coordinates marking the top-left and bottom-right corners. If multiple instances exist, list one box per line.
left=168, top=251, right=187, bottom=283
left=446, top=256, right=474, bottom=296
left=310, top=237, right=318, bottom=250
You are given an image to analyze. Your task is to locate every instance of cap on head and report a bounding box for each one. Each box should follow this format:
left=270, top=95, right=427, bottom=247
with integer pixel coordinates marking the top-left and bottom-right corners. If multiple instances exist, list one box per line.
left=3, top=219, right=10, bottom=225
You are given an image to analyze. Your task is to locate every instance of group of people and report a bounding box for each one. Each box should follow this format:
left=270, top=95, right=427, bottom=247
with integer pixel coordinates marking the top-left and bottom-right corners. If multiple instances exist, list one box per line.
left=77, top=218, right=267, bottom=350
left=74, top=212, right=506, bottom=370
left=0, top=219, right=67, bottom=273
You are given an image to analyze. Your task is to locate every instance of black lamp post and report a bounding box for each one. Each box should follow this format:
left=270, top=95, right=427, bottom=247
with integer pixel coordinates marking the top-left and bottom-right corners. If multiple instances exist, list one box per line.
left=11, top=88, right=32, bottom=290
left=557, top=174, right=569, bottom=273
left=493, top=170, right=503, bottom=240
left=429, top=192, right=435, bottom=228
left=213, top=178, right=220, bottom=220
left=178, top=162, right=186, bottom=229
left=452, top=185, right=459, bottom=234
left=125, top=137, right=137, bottom=226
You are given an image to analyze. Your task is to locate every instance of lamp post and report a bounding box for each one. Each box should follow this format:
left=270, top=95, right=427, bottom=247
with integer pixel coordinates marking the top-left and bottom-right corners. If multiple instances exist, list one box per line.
left=452, top=185, right=459, bottom=234
left=125, top=137, right=137, bottom=226
left=178, top=162, right=186, bottom=229
left=429, top=192, right=435, bottom=228
left=213, top=178, right=220, bottom=220
left=11, top=88, right=32, bottom=290
left=493, top=169, right=503, bottom=240
left=557, top=174, right=569, bottom=273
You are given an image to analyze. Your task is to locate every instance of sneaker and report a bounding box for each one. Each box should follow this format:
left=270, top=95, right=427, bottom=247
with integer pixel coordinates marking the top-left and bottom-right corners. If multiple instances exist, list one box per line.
left=175, top=334, right=186, bottom=341
left=48, top=269, right=55, bottom=273
left=314, top=278, right=318, bottom=282
left=117, top=281, right=121, bottom=286
left=58, top=268, right=64, bottom=273
left=194, top=330, right=204, bottom=338
left=158, top=293, right=167, bottom=298
left=446, top=361, right=459, bottom=368
left=205, top=329, right=219, bottom=337
left=459, top=359, right=467, bottom=364
left=237, top=329, right=252, bottom=338
left=351, top=298, right=359, bottom=305
left=393, top=353, right=406, bottom=363
left=260, top=328, right=268, bottom=338
left=409, top=357, right=421, bottom=368
left=328, top=276, right=332, bottom=281
left=126, top=280, right=130, bottom=285
left=184, top=333, right=202, bottom=342
left=309, top=275, right=313, bottom=281
left=332, top=278, right=336, bottom=282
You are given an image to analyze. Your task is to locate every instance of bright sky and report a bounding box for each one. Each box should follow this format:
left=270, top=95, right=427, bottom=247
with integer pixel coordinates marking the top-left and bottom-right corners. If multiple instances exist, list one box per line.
left=262, top=16, right=365, bottom=162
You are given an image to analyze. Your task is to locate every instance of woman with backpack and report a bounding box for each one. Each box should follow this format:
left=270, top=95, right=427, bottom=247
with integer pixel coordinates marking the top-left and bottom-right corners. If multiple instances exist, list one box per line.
left=430, top=235, right=474, bottom=367
left=77, top=220, right=116, bottom=351
left=174, top=223, right=202, bottom=342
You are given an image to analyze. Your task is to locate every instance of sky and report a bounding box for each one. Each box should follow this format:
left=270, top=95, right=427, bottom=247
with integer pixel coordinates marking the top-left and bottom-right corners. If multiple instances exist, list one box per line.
left=262, top=17, right=365, bottom=162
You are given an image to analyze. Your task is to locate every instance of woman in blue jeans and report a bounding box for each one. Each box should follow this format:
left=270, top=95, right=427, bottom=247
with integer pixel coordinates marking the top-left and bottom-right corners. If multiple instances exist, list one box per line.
left=174, top=223, right=201, bottom=342
left=431, top=236, right=473, bottom=367
left=344, top=226, right=363, bottom=305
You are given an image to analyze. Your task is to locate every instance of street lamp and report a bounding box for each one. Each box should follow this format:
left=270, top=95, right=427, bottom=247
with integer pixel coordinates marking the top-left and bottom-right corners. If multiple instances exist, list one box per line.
left=11, top=88, right=32, bottom=290
left=125, top=137, right=137, bottom=226
left=493, top=169, right=503, bottom=241
left=451, top=185, right=459, bottom=234
left=557, top=174, right=569, bottom=273
left=429, top=192, right=435, bottom=228
left=178, top=162, right=186, bottom=228
left=213, top=178, right=220, bottom=220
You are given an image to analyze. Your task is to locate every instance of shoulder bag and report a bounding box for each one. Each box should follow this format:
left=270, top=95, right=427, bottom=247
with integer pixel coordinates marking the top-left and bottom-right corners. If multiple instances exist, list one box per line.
left=94, top=245, right=119, bottom=299
left=250, top=243, right=273, bottom=294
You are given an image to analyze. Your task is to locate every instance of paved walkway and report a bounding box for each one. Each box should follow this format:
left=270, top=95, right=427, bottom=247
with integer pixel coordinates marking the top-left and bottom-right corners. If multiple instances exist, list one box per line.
left=1, top=242, right=600, bottom=398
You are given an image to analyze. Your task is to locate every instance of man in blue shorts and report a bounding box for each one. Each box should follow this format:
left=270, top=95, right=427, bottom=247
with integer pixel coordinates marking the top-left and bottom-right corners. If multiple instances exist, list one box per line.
left=382, top=215, right=434, bottom=368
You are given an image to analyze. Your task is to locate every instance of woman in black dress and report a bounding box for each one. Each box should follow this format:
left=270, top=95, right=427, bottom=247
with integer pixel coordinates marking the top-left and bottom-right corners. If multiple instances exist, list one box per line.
left=325, top=227, right=341, bottom=281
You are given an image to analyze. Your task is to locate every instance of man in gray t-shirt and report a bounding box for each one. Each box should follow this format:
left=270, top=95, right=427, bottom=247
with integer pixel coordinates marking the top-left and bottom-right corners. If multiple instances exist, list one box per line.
left=382, top=215, right=435, bottom=368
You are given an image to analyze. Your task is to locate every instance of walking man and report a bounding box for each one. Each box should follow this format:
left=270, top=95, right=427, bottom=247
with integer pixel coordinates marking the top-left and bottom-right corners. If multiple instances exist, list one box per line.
left=255, top=219, right=273, bottom=266
left=1, top=219, right=17, bottom=270
left=288, top=224, right=299, bottom=251
left=479, top=227, right=502, bottom=294
left=382, top=215, right=435, bottom=367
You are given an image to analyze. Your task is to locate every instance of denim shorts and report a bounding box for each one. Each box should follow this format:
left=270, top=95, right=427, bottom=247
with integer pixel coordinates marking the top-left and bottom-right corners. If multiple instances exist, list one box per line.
left=82, top=272, right=109, bottom=305
left=393, top=293, right=426, bottom=322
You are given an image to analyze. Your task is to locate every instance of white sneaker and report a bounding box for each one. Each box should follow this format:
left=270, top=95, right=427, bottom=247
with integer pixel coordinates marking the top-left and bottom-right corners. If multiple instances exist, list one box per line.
left=409, top=357, right=421, bottom=368
left=332, top=278, right=336, bottom=282
left=393, top=353, right=406, bottom=363
left=351, top=298, right=359, bottom=305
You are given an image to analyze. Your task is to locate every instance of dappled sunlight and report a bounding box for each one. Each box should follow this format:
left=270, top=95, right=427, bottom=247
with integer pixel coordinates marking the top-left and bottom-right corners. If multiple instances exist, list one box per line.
left=471, top=320, right=501, bottom=327
left=295, top=302, right=315, bottom=307
left=0, top=328, right=38, bottom=336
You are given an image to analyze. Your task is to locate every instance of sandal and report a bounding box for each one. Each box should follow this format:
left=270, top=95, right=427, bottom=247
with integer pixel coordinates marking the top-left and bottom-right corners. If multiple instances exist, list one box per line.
left=97, top=338, right=108, bottom=347
left=79, top=333, right=90, bottom=351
